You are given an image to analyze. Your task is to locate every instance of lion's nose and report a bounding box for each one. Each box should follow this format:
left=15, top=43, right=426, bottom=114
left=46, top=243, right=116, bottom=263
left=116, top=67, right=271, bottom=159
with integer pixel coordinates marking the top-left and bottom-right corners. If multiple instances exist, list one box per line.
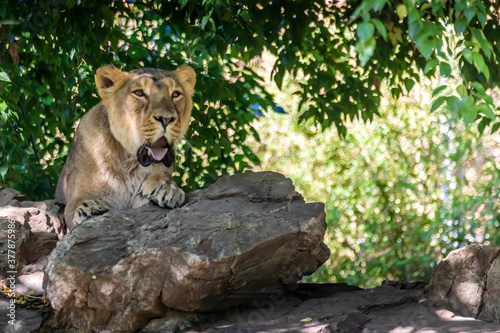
left=154, top=116, right=175, bottom=129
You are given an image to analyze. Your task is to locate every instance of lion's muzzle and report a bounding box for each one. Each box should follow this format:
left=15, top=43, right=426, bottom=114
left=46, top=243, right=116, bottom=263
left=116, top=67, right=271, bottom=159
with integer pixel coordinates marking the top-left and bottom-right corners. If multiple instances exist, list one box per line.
left=137, top=136, right=175, bottom=167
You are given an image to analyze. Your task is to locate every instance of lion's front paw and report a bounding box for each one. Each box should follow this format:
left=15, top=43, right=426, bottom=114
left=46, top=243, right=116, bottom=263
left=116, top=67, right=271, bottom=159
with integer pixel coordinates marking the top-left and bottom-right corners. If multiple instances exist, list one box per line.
left=140, top=180, right=185, bottom=208
left=73, top=199, right=110, bottom=226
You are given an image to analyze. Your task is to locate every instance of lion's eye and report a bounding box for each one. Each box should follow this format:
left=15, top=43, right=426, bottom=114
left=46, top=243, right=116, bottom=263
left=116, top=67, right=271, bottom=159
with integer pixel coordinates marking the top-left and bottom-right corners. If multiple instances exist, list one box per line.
left=171, top=91, right=181, bottom=99
left=133, top=89, right=146, bottom=97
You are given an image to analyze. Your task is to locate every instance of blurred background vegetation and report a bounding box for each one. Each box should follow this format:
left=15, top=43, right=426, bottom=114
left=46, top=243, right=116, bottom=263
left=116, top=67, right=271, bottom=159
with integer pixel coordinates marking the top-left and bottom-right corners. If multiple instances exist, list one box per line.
left=248, top=53, right=500, bottom=287
left=1, top=0, right=500, bottom=287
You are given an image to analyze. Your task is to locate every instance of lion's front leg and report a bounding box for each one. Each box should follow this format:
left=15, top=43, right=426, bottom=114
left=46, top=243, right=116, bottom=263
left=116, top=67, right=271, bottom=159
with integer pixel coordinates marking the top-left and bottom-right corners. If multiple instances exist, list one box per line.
left=139, top=172, right=185, bottom=208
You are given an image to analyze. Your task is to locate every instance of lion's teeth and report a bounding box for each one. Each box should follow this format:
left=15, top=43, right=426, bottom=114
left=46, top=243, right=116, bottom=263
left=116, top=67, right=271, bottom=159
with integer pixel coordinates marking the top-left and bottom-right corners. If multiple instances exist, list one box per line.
left=147, top=149, right=151, bottom=156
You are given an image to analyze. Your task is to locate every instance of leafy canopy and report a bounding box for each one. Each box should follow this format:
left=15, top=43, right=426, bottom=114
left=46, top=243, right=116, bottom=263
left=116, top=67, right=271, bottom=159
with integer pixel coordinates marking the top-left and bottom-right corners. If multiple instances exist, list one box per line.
left=0, top=0, right=499, bottom=199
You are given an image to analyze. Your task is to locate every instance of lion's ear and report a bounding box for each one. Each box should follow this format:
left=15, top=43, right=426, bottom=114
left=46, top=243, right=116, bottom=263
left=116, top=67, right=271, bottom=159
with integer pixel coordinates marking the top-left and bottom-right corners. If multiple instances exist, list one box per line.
left=174, top=65, right=196, bottom=97
left=95, top=65, right=129, bottom=100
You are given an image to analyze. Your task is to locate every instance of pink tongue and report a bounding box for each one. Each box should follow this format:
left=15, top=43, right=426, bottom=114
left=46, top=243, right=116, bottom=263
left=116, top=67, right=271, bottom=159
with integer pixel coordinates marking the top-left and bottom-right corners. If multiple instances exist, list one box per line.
left=147, top=147, right=168, bottom=161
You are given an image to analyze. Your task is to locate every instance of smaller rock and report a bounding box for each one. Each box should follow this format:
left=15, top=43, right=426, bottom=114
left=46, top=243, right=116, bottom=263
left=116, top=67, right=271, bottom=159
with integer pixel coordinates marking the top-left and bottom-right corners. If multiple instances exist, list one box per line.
left=0, top=297, right=43, bottom=333
left=0, top=188, right=26, bottom=205
left=424, top=245, right=500, bottom=323
left=0, top=219, right=58, bottom=281
left=0, top=187, right=66, bottom=238
left=140, top=310, right=202, bottom=333
left=17, top=271, right=45, bottom=295
left=0, top=188, right=63, bottom=297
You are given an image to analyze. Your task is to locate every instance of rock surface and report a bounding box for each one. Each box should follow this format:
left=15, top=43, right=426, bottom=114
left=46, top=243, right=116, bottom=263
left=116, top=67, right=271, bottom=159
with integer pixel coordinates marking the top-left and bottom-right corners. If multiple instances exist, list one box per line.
left=0, top=187, right=66, bottom=237
left=6, top=282, right=500, bottom=333
left=0, top=188, right=63, bottom=295
left=43, top=172, right=330, bottom=332
left=424, top=245, right=500, bottom=323
left=0, top=297, right=44, bottom=333
left=178, top=282, right=500, bottom=333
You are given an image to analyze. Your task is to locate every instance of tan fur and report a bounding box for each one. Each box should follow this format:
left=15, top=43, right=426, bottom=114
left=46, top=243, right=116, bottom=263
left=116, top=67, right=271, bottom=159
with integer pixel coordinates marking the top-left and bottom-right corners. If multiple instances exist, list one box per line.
left=56, top=65, right=196, bottom=229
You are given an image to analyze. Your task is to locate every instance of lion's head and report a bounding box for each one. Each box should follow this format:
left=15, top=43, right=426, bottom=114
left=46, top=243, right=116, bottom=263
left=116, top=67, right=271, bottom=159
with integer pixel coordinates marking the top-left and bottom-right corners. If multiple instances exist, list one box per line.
left=94, top=65, right=196, bottom=167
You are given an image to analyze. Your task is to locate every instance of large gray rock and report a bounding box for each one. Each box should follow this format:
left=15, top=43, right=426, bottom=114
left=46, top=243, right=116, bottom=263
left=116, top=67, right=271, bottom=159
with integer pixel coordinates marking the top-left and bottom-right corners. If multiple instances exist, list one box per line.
left=43, top=172, right=330, bottom=332
left=424, top=245, right=500, bottom=322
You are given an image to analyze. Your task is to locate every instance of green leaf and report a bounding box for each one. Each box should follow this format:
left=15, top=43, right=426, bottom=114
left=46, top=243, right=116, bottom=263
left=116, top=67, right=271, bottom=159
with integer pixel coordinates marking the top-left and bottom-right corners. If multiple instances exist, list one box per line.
left=357, top=22, right=375, bottom=42
left=463, top=7, right=476, bottom=23
left=418, top=38, right=436, bottom=60
left=471, top=82, right=485, bottom=94
left=472, top=52, right=486, bottom=73
left=462, top=107, right=478, bottom=126
left=239, top=10, right=250, bottom=22
left=0, top=163, right=8, bottom=179
left=78, top=83, right=88, bottom=97
left=478, top=117, right=491, bottom=134
left=462, top=49, right=472, bottom=64
left=201, top=16, right=209, bottom=30
left=483, top=65, right=491, bottom=81
left=223, top=10, right=232, bottom=22
left=424, top=59, right=439, bottom=74
left=41, top=96, right=53, bottom=106
left=454, top=17, right=467, bottom=34
left=456, top=84, right=467, bottom=97
left=430, top=96, right=446, bottom=112
left=471, top=29, right=492, bottom=59
left=483, top=93, right=494, bottom=105
left=439, top=62, right=452, bottom=77
left=351, top=4, right=363, bottom=20
left=300, top=318, right=313, bottom=323
left=0, top=72, right=10, bottom=82
left=460, top=96, right=477, bottom=125
left=446, top=96, right=460, bottom=113
left=365, top=0, right=387, bottom=11
left=477, top=103, right=496, bottom=120
left=357, top=37, right=376, bottom=67
left=432, top=85, right=446, bottom=97
left=476, top=5, right=487, bottom=26
left=431, top=0, right=444, bottom=14
left=404, top=79, right=415, bottom=92
left=408, top=20, right=421, bottom=40
left=0, top=1, right=7, bottom=17
left=396, top=4, right=407, bottom=19
left=371, top=18, right=387, bottom=41
left=274, top=67, right=284, bottom=90
left=492, top=122, right=500, bottom=133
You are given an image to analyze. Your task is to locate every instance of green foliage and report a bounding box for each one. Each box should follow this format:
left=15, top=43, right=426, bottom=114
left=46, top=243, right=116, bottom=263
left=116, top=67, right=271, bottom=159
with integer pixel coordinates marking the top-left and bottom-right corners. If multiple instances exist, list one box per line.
left=0, top=0, right=274, bottom=198
left=316, top=102, right=500, bottom=287
left=250, top=76, right=500, bottom=287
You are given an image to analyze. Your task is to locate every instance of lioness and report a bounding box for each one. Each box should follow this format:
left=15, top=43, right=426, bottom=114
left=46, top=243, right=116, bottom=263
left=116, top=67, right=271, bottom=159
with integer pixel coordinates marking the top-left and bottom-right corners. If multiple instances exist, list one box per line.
left=56, top=65, right=195, bottom=229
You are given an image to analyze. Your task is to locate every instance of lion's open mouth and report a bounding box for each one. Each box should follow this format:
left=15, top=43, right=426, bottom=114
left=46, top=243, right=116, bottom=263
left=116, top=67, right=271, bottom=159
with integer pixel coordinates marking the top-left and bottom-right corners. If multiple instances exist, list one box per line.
left=137, top=136, right=175, bottom=167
